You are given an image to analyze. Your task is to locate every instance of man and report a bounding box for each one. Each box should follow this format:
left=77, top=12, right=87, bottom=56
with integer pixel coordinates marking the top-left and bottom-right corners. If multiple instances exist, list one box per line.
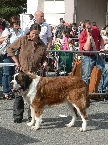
left=70, top=23, right=78, bottom=38
left=24, top=14, right=34, bottom=34
left=24, top=10, right=52, bottom=50
left=55, top=19, right=66, bottom=39
left=79, top=20, right=108, bottom=92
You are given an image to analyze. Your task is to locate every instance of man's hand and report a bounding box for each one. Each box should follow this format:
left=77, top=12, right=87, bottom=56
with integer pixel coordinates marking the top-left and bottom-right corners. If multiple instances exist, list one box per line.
left=43, top=61, right=47, bottom=69
left=87, top=28, right=92, bottom=36
left=5, top=32, right=12, bottom=40
left=15, top=63, right=22, bottom=72
left=100, top=48, right=105, bottom=52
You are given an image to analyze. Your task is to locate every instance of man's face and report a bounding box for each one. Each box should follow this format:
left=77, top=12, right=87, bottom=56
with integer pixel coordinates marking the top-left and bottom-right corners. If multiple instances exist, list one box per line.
left=72, top=25, right=77, bottom=30
left=35, top=12, right=44, bottom=24
left=85, top=23, right=92, bottom=32
left=106, top=27, right=108, bottom=31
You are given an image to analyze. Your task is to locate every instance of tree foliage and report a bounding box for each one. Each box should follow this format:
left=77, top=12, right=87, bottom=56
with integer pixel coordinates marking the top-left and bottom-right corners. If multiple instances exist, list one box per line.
left=0, top=0, right=27, bottom=20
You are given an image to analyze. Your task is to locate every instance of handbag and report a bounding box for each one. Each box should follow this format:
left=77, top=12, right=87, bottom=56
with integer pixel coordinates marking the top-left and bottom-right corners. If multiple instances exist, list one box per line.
left=0, top=28, right=10, bottom=56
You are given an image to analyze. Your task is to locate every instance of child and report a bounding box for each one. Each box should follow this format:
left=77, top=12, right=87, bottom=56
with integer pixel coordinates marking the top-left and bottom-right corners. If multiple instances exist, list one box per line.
left=54, top=30, right=70, bottom=76
left=61, top=29, right=70, bottom=50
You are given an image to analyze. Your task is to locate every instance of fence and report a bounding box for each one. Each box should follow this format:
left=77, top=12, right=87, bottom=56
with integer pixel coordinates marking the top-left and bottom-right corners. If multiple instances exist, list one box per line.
left=46, top=50, right=108, bottom=100
left=0, top=50, right=108, bottom=99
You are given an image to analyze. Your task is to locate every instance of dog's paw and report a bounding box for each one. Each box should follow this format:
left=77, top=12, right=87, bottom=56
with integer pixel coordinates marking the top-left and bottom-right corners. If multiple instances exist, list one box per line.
left=31, top=126, right=39, bottom=130
left=79, top=127, right=86, bottom=132
left=66, top=123, right=74, bottom=128
left=27, top=122, right=34, bottom=127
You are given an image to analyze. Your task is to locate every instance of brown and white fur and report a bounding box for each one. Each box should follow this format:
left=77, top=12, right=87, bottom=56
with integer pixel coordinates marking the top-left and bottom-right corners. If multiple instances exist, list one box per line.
left=11, top=72, right=90, bottom=132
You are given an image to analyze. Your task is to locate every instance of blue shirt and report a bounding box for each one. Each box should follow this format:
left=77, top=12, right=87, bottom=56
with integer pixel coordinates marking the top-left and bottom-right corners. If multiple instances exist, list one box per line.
left=2, top=28, right=23, bottom=55
left=24, top=22, right=52, bottom=46
left=2, top=28, right=23, bottom=44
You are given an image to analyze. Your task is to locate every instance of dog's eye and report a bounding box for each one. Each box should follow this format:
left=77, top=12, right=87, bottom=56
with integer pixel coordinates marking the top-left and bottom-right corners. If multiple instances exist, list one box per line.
left=16, top=79, right=21, bottom=85
left=15, top=76, right=20, bottom=84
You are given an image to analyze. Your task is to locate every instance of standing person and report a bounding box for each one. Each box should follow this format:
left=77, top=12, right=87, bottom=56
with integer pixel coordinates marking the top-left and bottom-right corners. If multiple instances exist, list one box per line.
left=69, top=23, right=78, bottom=38
left=7, top=23, right=47, bottom=123
left=79, top=20, right=108, bottom=92
left=102, top=30, right=108, bottom=69
left=55, top=19, right=66, bottom=40
left=24, top=14, right=34, bottom=34
left=24, top=10, right=52, bottom=50
left=1, top=18, right=6, bottom=31
left=34, top=10, right=52, bottom=50
left=103, top=30, right=108, bottom=50
left=1, top=16, right=23, bottom=99
left=54, top=29, right=70, bottom=76
left=12, top=10, right=51, bottom=123
left=61, top=29, right=69, bottom=50
left=78, top=22, right=84, bottom=38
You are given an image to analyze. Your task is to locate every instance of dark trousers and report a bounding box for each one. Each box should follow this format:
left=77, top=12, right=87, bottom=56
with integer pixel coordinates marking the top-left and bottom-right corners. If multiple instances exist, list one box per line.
left=13, top=95, right=24, bottom=120
left=13, top=95, right=32, bottom=121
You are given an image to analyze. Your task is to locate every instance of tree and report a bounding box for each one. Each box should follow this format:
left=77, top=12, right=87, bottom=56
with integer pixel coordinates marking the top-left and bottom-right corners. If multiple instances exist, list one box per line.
left=0, top=0, right=27, bottom=21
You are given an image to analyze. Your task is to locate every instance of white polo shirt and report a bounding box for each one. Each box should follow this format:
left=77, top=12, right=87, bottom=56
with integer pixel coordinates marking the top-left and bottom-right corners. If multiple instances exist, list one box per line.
left=103, top=35, right=108, bottom=50
left=24, top=22, right=52, bottom=46
left=39, top=22, right=52, bottom=46
left=24, top=20, right=34, bottom=35
left=2, top=28, right=23, bottom=44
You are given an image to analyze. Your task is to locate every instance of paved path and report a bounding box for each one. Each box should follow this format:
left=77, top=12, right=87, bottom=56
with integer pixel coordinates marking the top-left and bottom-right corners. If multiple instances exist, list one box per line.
left=0, top=96, right=108, bottom=145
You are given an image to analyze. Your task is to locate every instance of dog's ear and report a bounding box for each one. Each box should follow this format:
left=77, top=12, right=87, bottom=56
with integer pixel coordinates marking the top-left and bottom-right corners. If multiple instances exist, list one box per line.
left=22, top=74, right=33, bottom=89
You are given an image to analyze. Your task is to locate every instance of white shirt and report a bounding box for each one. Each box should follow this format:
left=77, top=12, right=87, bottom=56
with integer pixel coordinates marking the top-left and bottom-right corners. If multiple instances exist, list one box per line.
left=2, top=28, right=23, bottom=44
left=39, top=22, right=52, bottom=46
left=103, top=36, right=108, bottom=50
left=24, top=20, right=34, bottom=35
left=23, top=22, right=52, bottom=46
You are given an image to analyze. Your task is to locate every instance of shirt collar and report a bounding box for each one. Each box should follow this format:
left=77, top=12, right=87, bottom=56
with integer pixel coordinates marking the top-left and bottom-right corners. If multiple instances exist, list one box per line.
left=9, top=28, right=20, bottom=33
left=27, top=35, right=42, bottom=44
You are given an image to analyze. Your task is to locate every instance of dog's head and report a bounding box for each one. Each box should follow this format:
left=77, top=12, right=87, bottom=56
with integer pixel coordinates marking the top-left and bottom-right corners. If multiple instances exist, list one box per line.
left=10, top=72, right=33, bottom=95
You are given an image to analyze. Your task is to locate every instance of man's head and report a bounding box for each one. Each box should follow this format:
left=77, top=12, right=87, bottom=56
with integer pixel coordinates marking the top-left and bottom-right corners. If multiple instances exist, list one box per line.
left=29, top=14, right=34, bottom=20
left=84, top=20, right=92, bottom=33
left=34, top=10, right=44, bottom=24
left=71, top=23, right=77, bottom=30
left=92, top=22, right=96, bottom=26
left=60, top=20, right=65, bottom=24
left=59, top=18, right=65, bottom=24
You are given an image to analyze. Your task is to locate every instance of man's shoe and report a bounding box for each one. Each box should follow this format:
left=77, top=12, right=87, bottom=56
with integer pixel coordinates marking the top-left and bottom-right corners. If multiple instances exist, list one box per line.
left=28, top=117, right=32, bottom=122
left=14, top=119, right=22, bottom=123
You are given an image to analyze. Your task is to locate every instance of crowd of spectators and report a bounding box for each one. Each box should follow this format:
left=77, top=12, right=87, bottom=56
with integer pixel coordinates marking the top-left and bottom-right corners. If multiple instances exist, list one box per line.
left=1, top=11, right=108, bottom=122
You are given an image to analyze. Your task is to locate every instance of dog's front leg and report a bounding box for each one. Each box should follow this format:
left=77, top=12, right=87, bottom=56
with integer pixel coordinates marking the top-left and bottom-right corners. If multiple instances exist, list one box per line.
left=27, top=106, right=35, bottom=127
left=31, top=115, right=42, bottom=130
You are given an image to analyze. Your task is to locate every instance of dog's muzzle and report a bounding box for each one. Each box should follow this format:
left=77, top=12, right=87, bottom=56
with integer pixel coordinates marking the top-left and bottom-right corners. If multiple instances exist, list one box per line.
left=10, top=82, right=22, bottom=93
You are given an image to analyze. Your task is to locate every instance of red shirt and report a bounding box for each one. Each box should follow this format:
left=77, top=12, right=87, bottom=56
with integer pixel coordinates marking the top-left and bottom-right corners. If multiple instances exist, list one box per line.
left=79, top=26, right=101, bottom=52
left=0, top=25, right=2, bottom=35
left=0, top=25, right=2, bottom=29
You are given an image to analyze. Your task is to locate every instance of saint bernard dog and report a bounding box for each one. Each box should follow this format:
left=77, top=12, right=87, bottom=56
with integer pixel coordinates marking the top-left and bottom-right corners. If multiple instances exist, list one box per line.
left=10, top=72, right=90, bottom=132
